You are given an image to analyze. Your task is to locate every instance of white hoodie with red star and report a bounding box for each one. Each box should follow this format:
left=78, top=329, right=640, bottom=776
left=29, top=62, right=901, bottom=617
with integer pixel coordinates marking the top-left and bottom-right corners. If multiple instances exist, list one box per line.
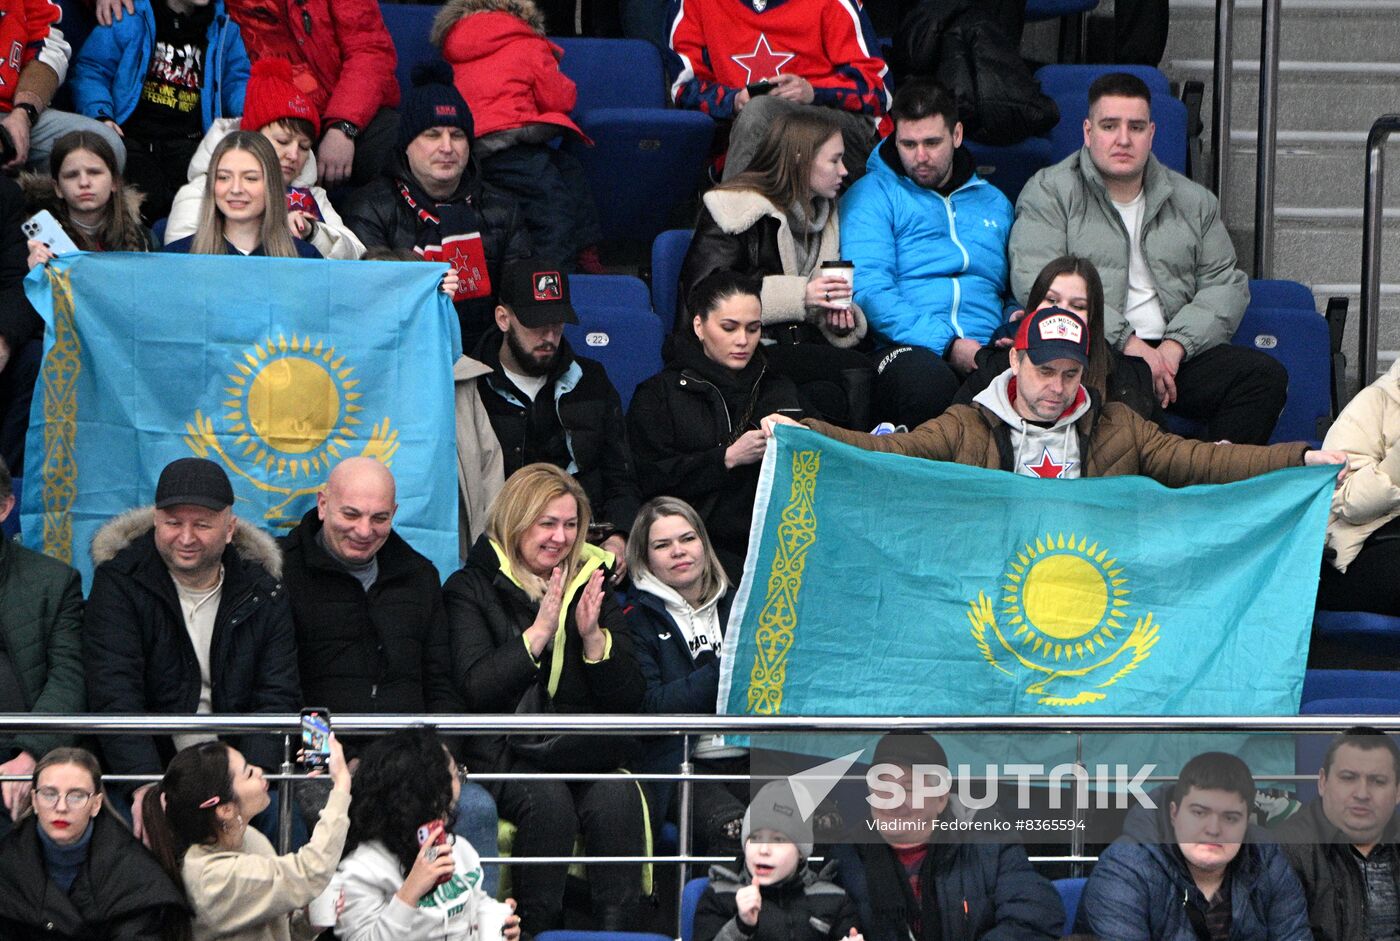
left=973, top=369, right=1092, bottom=480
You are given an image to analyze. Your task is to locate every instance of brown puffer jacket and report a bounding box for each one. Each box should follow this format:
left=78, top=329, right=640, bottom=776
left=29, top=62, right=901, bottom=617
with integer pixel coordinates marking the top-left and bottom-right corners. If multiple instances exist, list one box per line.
left=805, top=398, right=1308, bottom=485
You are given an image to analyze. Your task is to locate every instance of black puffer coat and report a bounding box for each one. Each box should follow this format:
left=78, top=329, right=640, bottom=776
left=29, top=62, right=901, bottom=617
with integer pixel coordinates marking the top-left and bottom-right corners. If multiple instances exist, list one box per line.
left=442, top=534, right=644, bottom=774
left=626, top=335, right=801, bottom=580
left=0, top=811, right=189, bottom=940
left=83, top=508, right=300, bottom=775
left=894, top=0, right=1057, bottom=145
left=341, top=155, right=531, bottom=348
left=279, top=508, right=462, bottom=720
left=694, top=862, right=859, bottom=941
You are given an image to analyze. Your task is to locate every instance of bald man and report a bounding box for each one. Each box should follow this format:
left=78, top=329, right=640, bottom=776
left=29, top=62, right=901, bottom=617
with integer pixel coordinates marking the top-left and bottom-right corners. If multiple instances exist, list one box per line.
left=280, top=458, right=501, bottom=891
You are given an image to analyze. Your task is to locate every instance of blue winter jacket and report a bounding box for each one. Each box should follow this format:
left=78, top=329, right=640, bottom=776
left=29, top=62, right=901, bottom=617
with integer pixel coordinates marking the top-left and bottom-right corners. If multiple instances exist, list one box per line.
left=71, top=0, right=249, bottom=132
left=839, top=138, right=1015, bottom=353
left=1078, top=787, right=1314, bottom=940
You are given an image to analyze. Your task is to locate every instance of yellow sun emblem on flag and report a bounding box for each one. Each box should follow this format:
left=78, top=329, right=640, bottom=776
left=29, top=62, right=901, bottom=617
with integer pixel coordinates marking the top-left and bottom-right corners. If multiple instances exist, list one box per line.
left=183, top=335, right=400, bottom=525
left=967, top=533, right=1162, bottom=706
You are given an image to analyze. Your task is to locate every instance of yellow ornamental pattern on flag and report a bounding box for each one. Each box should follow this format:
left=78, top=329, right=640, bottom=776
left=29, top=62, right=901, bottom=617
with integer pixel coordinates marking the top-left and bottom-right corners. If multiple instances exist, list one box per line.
left=967, top=533, right=1162, bottom=707
left=40, top=268, right=80, bottom=563
left=183, top=334, right=401, bottom=527
left=747, top=449, right=819, bottom=716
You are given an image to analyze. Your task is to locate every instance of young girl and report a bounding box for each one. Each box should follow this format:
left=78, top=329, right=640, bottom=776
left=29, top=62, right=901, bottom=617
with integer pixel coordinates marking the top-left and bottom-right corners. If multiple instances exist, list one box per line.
left=24, top=131, right=155, bottom=268
left=164, top=130, right=321, bottom=258
left=164, top=60, right=364, bottom=259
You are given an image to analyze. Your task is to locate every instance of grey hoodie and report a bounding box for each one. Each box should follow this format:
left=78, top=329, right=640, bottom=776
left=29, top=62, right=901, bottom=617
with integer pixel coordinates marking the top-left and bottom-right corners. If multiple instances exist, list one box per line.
left=972, top=369, right=1091, bottom=479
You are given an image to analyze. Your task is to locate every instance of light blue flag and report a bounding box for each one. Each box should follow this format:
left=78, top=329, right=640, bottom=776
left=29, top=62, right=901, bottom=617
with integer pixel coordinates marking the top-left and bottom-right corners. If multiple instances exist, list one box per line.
left=20, top=253, right=462, bottom=586
left=717, top=425, right=1336, bottom=777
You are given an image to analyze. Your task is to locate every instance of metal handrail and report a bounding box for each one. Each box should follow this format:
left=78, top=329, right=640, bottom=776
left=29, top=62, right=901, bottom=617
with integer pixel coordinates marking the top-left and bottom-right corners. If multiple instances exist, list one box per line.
left=1360, top=114, right=1400, bottom=385
left=3, top=712, right=1397, bottom=732
left=1211, top=0, right=1234, bottom=201
left=1252, top=0, right=1282, bottom=277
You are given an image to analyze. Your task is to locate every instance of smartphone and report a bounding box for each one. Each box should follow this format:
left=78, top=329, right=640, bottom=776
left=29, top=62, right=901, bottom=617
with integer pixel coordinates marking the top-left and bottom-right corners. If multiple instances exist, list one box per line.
left=22, top=210, right=81, bottom=256
left=300, top=707, right=332, bottom=770
left=746, top=80, right=774, bottom=97
left=416, top=819, right=452, bottom=886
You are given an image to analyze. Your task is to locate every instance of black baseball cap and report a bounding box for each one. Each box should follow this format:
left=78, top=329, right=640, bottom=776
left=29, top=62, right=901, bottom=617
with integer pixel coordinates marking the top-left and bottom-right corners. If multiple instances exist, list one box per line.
left=155, top=457, right=235, bottom=511
left=1013, top=306, right=1091, bottom=367
left=498, top=261, right=579, bottom=328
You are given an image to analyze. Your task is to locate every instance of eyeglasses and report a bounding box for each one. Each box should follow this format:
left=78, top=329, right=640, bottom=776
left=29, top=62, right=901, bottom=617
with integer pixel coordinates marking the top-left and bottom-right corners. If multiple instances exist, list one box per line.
left=35, top=787, right=94, bottom=810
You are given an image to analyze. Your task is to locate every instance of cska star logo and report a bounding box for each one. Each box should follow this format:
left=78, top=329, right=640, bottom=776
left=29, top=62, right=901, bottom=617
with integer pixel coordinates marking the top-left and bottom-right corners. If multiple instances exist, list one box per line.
left=1024, top=447, right=1075, bottom=479
left=731, top=34, right=794, bottom=84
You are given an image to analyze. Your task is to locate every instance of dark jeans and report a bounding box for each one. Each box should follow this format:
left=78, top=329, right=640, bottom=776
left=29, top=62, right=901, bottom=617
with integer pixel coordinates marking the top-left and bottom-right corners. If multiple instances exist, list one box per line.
left=870, top=344, right=960, bottom=429
left=493, top=771, right=647, bottom=932
left=478, top=143, right=601, bottom=267
left=350, top=108, right=401, bottom=190
left=764, top=341, right=875, bottom=430
left=0, top=338, right=42, bottom=474
left=1317, top=517, right=1400, bottom=618
left=1164, top=343, right=1288, bottom=445
left=122, top=134, right=201, bottom=224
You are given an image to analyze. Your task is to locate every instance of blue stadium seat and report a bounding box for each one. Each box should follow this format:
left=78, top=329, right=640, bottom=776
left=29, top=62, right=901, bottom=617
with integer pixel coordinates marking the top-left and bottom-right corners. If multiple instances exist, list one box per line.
left=1026, top=0, right=1099, bottom=18
left=563, top=304, right=664, bottom=410
left=569, top=273, right=651, bottom=311
left=151, top=217, right=168, bottom=243
left=1036, top=65, right=1187, bottom=172
left=1, top=476, right=20, bottom=540
left=378, top=3, right=439, bottom=95
left=1302, top=669, right=1400, bottom=705
left=681, top=876, right=708, bottom=941
left=966, top=138, right=1056, bottom=204
left=1249, top=279, right=1316, bottom=312
left=1313, top=610, right=1400, bottom=646
left=1053, top=877, right=1086, bottom=934
left=1233, top=305, right=1331, bottom=443
left=555, top=39, right=715, bottom=245
left=650, top=229, right=693, bottom=331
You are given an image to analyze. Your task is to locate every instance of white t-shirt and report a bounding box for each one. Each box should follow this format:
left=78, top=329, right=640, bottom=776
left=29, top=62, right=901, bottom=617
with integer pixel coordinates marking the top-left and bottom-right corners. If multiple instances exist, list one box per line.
left=501, top=364, right=548, bottom=402
left=172, top=568, right=223, bottom=751
left=1112, top=192, right=1166, bottom=340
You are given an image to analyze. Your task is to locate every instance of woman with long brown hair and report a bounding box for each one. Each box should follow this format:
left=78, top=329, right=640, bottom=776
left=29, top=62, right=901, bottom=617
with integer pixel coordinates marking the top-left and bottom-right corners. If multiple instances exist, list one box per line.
left=679, top=107, right=874, bottom=428
left=164, top=131, right=320, bottom=258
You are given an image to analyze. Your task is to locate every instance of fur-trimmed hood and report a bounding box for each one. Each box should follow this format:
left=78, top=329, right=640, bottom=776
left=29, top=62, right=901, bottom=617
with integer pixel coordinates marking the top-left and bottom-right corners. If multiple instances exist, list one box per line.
left=431, top=0, right=547, bottom=45
left=90, top=506, right=284, bottom=579
left=19, top=171, right=147, bottom=238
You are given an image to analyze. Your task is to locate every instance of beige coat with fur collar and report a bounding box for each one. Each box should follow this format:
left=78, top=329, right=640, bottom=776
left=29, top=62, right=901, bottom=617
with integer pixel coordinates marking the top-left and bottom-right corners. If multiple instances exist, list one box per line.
left=1322, top=358, right=1400, bottom=572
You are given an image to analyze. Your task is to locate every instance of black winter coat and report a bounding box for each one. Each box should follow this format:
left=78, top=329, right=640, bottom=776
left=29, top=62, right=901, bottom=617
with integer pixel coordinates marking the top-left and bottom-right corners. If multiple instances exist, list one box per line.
left=894, top=0, right=1057, bottom=145
left=341, top=156, right=531, bottom=349
left=442, top=534, right=644, bottom=774
left=0, top=174, right=39, bottom=351
left=473, top=329, right=641, bottom=534
left=1275, top=797, right=1400, bottom=941
left=834, top=825, right=1064, bottom=941
left=695, top=862, right=859, bottom=941
left=627, top=337, right=801, bottom=580
left=0, top=812, right=189, bottom=940
left=83, top=508, right=300, bottom=775
left=279, top=508, right=461, bottom=721
left=679, top=205, right=786, bottom=333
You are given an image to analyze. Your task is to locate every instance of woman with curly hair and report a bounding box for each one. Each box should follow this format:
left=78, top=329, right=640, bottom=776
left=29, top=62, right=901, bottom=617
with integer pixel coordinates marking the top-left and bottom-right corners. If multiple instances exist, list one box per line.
left=336, top=729, right=519, bottom=941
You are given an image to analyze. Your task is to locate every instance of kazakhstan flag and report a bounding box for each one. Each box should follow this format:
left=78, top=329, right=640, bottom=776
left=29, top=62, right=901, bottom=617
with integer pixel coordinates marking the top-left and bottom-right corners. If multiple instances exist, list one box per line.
left=718, top=424, right=1336, bottom=721
left=21, top=253, right=461, bottom=586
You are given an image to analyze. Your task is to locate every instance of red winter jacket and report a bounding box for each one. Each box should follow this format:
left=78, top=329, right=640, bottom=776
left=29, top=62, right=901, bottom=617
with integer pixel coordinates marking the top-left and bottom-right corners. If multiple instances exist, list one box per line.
left=0, top=0, right=69, bottom=110
left=225, top=0, right=398, bottom=129
left=433, top=0, right=586, bottom=142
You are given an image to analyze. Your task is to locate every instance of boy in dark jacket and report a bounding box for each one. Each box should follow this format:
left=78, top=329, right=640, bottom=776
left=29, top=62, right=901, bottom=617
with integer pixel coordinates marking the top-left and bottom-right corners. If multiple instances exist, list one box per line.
left=696, top=780, right=862, bottom=941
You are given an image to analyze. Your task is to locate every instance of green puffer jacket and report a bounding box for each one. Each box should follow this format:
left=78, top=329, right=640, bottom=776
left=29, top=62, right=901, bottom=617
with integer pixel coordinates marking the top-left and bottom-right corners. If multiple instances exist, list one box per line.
left=1009, top=149, right=1249, bottom=359
left=0, top=537, right=84, bottom=758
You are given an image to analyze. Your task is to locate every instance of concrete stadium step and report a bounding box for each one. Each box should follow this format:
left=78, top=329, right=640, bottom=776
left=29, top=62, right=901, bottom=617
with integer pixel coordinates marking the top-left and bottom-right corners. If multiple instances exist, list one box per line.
left=1310, top=282, right=1400, bottom=379
left=1169, top=60, right=1400, bottom=134
left=1165, top=0, right=1400, bottom=67
left=1219, top=131, right=1391, bottom=216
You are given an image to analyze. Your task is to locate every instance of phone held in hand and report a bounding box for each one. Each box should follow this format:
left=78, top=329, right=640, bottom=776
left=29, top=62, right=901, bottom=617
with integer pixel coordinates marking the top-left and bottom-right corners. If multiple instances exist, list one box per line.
left=23, top=210, right=81, bottom=256
left=746, top=81, right=774, bottom=97
left=300, top=707, right=332, bottom=770
left=416, top=819, right=453, bottom=886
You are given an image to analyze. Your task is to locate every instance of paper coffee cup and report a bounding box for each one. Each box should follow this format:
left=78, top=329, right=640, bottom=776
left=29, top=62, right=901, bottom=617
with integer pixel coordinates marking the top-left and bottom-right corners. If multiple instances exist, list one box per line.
left=819, top=260, right=854, bottom=308
left=477, top=899, right=513, bottom=940
left=308, top=878, right=341, bottom=929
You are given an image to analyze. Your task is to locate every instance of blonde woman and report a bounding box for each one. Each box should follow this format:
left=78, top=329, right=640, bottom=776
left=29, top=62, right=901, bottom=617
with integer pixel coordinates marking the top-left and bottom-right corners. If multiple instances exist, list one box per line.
left=443, top=463, right=647, bottom=933
left=164, top=131, right=320, bottom=258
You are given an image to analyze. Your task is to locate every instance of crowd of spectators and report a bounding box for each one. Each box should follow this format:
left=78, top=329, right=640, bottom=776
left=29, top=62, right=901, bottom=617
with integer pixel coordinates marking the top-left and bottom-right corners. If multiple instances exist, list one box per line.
left=0, top=0, right=1394, bottom=936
